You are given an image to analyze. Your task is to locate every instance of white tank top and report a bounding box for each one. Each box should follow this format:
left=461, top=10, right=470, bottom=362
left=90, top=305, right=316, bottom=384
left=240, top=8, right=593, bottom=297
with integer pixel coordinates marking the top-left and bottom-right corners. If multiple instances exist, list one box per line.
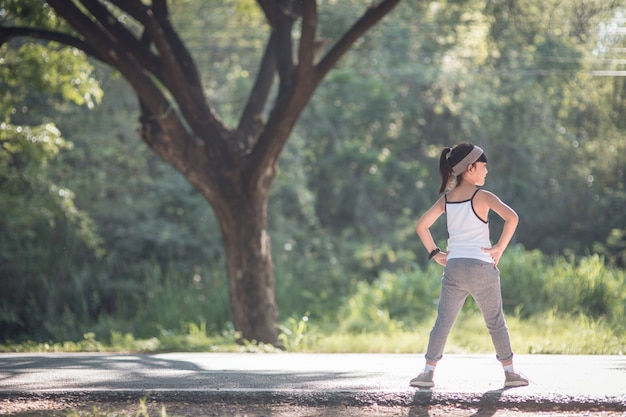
left=445, top=190, right=493, bottom=263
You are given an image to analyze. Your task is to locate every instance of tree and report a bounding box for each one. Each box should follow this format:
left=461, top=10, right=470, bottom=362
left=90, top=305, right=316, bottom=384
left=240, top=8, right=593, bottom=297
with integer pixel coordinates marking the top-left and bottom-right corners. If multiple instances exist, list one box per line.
left=0, top=0, right=401, bottom=344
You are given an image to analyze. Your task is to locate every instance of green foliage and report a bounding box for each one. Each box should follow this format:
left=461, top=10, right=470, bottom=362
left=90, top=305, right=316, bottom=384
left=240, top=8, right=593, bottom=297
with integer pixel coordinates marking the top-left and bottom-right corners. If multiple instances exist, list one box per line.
left=0, top=332, right=105, bottom=353
left=0, top=0, right=66, bottom=28
left=0, top=38, right=104, bottom=341
left=0, top=121, right=102, bottom=254
left=337, top=265, right=440, bottom=334
left=309, top=311, right=623, bottom=355
left=1, top=122, right=69, bottom=225
left=594, top=228, right=626, bottom=267
left=0, top=39, right=103, bottom=251
left=1, top=42, right=102, bottom=117
left=3, top=44, right=101, bottom=109
left=544, top=255, right=625, bottom=319
left=129, top=264, right=231, bottom=338
left=518, top=313, right=625, bottom=355
left=335, top=247, right=626, bottom=337
left=499, top=248, right=626, bottom=321
left=278, top=314, right=312, bottom=351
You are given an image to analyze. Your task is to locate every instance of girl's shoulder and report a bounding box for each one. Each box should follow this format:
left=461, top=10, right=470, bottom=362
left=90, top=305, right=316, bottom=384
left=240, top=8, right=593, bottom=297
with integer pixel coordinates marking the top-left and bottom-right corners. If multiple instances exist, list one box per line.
left=434, top=195, right=447, bottom=210
left=474, top=189, right=504, bottom=206
left=475, top=188, right=498, bottom=199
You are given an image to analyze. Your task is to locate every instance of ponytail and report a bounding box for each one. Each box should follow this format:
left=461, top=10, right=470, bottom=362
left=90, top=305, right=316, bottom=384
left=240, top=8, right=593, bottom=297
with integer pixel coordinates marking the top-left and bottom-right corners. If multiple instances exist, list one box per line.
left=438, top=147, right=453, bottom=194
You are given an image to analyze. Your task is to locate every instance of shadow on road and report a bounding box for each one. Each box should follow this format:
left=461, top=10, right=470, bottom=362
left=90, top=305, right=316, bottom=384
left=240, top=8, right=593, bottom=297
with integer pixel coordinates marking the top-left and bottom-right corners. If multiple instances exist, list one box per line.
left=0, top=354, right=393, bottom=391
left=408, top=387, right=508, bottom=417
left=468, top=389, right=508, bottom=417
left=408, top=389, right=433, bottom=417
left=0, top=354, right=206, bottom=390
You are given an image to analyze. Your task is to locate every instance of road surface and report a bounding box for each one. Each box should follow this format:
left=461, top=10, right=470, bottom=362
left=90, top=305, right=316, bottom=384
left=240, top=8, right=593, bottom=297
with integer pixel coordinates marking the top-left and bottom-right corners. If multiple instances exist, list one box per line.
left=0, top=353, right=624, bottom=414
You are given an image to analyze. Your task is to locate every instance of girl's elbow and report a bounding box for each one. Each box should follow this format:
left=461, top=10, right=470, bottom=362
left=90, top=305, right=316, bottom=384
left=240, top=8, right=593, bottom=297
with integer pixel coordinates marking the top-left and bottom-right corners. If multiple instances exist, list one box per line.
left=506, top=207, right=519, bottom=222
left=415, top=221, right=429, bottom=235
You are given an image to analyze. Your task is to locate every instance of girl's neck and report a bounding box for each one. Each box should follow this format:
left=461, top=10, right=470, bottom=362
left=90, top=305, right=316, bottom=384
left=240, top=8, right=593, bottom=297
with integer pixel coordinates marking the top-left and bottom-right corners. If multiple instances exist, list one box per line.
left=447, top=181, right=478, bottom=200
left=456, top=179, right=478, bottom=191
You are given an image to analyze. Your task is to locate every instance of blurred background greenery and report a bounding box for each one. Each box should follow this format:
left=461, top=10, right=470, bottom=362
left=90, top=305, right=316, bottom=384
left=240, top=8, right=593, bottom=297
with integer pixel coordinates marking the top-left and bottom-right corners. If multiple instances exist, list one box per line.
left=1, top=0, right=624, bottom=353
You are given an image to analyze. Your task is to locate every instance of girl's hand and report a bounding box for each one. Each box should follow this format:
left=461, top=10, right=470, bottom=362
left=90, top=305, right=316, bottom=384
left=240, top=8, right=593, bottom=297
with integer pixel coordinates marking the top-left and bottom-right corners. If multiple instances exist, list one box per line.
left=433, top=251, right=447, bottom=266
left=482, top=245, right=504, bottom=266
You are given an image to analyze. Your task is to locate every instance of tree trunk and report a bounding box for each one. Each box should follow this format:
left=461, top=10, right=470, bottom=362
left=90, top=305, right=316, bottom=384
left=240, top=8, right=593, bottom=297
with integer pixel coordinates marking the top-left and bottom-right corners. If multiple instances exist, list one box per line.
left=218, top=188, right=279, bottom=345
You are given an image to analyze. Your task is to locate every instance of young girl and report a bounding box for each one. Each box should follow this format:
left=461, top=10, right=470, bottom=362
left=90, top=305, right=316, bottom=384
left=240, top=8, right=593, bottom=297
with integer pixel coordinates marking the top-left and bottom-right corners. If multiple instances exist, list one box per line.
left=410, top=143, right=528, bottom=388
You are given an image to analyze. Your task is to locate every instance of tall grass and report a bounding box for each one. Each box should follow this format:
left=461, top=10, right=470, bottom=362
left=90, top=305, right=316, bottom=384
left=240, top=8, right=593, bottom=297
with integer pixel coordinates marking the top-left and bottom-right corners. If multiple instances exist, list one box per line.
left=498, top=247, right=625, bottom=320
left=1, top=246, right=624, bottom=355
left=298, top=312, right=624, bottom=355
left=131, top=263, right=231, bottom=338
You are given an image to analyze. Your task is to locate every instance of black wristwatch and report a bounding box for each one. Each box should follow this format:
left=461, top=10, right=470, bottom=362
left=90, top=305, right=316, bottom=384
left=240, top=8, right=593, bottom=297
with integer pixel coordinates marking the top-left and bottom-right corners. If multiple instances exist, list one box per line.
left=428, top=248, right=441, bottom=260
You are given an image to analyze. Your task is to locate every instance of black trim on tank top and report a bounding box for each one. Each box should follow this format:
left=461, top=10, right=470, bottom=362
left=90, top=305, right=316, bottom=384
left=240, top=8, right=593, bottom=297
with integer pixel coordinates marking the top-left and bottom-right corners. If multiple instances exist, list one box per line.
left=445, top=189, right=488, bottom=224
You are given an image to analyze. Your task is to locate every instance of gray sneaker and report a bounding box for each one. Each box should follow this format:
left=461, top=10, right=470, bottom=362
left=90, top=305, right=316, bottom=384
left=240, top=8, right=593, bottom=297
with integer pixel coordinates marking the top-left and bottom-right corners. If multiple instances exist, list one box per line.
left=504, top=371, right=529, bottom=387
left=410, top=371, right=434, bottom=388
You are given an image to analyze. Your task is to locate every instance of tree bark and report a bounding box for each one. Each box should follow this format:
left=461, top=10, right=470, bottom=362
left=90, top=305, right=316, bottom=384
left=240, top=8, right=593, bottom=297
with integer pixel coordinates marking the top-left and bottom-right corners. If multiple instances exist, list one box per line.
left=219, top=189, right=279, bottom=344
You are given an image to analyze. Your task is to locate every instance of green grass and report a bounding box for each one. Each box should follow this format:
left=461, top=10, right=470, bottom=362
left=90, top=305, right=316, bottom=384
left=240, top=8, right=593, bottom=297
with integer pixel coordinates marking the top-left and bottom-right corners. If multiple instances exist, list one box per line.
left=1, top=310, right=623, bottom=355
left=289, top=310, right=624, bottom=355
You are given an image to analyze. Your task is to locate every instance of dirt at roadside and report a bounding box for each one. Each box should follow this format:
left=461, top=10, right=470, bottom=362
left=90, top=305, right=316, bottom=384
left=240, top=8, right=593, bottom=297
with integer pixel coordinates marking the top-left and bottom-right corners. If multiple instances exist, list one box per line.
left=1, top=398, right=625, bottom=417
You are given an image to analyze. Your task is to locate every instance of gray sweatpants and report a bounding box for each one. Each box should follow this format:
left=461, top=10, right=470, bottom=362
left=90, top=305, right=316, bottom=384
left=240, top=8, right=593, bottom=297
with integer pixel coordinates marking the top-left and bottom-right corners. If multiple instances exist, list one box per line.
left=425, top=258, right=514, bottom=364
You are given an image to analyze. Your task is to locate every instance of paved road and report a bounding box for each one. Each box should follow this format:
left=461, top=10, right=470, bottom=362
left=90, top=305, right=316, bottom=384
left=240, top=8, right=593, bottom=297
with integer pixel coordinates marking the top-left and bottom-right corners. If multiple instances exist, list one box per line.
left=0, top=353, right=625, bottom=412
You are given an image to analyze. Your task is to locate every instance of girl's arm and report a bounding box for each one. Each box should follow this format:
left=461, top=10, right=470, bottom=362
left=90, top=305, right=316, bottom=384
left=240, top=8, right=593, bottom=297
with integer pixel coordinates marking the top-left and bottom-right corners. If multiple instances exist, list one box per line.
left=480, top=191, right=519, bottom=265
left=415, top=197, right=447, bottom=266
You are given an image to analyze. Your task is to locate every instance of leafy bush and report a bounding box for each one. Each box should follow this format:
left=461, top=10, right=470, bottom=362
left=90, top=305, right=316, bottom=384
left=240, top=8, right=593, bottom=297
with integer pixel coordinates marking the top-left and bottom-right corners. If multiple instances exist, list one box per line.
left=336, top=263, right=441, bottom=333
left=499, top=247, right=626, bottom=322
left=335, top=247, right=626, bottom=336
left=543, top=255, right=625, bottom=320
left=498, top=246, right=552, bottom=317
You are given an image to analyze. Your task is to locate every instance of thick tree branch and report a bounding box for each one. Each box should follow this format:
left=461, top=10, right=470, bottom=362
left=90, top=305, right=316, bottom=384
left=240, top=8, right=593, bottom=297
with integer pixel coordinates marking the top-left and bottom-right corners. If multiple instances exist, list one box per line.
left=150, top=0, right=203, bottom=91
left=105, top=0, right=145, bottom=22
left=0, top=26, right=103, bottom=61
left=107, top=0, right=223, bottom=141
left=105, top=2, right=204, bottom=113
left=43, top=0, right=149, bottom=79
left=44, top=0, right=132, bottom=68
left=152, top=0, right=168, bottom=16
left=76, top=0, right=163, bottom=80
left=297, top=0, right=317, bottom=78
left=315, top=0, right=401, bottom=80
left=150, top=0, right=228, bottom=149
left=108, top=0, right=206, bottom=110
left=256, top=0, right=278, bottom=27
left=233, top=31, right=279, bottom=154
left=274, top=17, right=296, bottom=87
left=104, top=1, right=195, bottom=87
left=44, top=0, right=188, bottom=145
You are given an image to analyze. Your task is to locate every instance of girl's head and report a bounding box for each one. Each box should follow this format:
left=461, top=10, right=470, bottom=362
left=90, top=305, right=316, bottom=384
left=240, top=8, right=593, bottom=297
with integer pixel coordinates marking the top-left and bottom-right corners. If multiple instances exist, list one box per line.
left=438, top=143, right=487, bottom=193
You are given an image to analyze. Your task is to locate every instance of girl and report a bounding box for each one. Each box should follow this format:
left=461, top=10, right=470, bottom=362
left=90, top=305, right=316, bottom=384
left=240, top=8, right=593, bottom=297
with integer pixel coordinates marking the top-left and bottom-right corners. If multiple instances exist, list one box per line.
left=410, top=143, right=528, bottom=388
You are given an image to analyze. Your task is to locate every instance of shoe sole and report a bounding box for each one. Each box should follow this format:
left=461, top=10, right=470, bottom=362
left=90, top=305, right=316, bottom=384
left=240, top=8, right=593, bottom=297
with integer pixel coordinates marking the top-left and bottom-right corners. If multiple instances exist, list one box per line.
left=504, top=381, right=529, bottom=387
left=410, top=381, right=435, bottom=388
